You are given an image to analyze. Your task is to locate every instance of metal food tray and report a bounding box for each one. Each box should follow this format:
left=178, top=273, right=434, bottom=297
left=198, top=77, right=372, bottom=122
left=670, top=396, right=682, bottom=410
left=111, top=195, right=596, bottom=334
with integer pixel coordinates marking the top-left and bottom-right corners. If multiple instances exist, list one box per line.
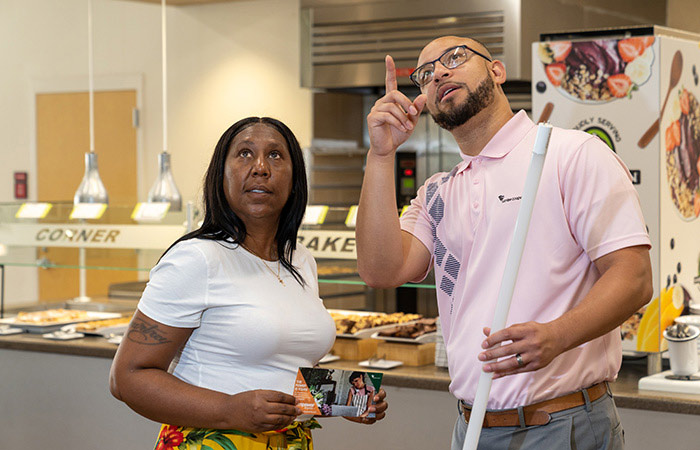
left=370, top=330, right=438, bottom=345
left=336, top=322, right=416, bottom=339
left=62, top=322, right=129, bottom=337
left=0, top=311, right=122, bottom=334
left=328, top=309, right=387, bottom=316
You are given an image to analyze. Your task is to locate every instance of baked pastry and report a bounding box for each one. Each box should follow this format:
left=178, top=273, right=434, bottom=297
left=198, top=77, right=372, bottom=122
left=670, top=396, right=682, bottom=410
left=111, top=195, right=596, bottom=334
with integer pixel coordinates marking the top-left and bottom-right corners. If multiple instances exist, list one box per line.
left=377, top=318, right=437, bottom=339
left=331, top=311, right=423, bottom=334
left=15, top=309, right=90, bottom=325
left=74, top=316, right=131, bottom=332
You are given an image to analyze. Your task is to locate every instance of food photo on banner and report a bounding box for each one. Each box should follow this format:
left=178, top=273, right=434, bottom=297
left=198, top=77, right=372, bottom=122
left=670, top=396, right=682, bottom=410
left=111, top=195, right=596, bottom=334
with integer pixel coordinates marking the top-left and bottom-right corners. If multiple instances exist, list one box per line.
left=532, top=30, right=700, bottom=355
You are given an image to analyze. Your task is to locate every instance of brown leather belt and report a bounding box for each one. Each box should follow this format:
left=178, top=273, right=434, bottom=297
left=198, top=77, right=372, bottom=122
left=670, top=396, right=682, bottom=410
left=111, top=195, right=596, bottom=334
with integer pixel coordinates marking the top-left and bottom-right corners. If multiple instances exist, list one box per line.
left=461, top=382, right=608, bottom=428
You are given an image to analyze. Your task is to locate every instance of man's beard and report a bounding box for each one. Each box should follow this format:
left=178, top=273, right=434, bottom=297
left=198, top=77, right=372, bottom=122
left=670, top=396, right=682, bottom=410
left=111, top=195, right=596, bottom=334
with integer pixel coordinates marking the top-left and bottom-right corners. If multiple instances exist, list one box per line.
left=430, top=76, right=495, bottom=130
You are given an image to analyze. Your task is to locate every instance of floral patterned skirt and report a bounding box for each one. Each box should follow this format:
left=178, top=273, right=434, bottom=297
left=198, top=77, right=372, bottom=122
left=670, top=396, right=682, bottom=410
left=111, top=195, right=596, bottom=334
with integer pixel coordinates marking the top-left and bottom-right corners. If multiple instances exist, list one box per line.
left=153, top=419, right=320, bottom=450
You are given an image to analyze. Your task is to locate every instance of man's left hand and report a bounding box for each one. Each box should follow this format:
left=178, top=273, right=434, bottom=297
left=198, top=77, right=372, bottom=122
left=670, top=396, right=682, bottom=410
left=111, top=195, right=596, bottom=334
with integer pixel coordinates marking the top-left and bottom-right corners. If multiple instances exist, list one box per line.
left=344, top=388, right=388, bottom=424
left=478, top=323, right=563, bottom=379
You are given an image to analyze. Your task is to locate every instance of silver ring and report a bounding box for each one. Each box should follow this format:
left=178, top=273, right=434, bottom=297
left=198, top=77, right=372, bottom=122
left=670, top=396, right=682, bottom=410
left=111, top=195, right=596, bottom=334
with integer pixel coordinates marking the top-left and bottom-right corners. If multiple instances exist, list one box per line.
left=515, top=353, right=524, bottom=367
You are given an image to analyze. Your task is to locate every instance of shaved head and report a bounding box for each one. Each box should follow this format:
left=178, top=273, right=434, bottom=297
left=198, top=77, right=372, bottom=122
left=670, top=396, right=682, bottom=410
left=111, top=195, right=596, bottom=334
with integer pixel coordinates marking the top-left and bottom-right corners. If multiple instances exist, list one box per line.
left=417, top=36, right=492, bottom=67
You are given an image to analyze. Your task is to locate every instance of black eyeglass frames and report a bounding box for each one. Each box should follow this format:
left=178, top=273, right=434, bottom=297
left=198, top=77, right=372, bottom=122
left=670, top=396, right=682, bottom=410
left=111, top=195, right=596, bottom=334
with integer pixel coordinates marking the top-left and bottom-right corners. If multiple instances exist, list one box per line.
left=409, top=45, right=492, bottom=88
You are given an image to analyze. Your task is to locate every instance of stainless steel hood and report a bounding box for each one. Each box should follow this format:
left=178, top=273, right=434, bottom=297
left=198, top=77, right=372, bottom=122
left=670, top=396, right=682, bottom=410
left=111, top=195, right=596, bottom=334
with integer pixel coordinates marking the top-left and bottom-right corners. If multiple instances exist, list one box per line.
left=301, top=0, right=667, bottom=89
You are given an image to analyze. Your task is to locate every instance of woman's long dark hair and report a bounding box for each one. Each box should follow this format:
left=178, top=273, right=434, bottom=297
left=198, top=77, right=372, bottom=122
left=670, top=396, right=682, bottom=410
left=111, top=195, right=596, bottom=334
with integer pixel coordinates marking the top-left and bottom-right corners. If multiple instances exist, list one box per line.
left=165, top=117, right=308, bottom=286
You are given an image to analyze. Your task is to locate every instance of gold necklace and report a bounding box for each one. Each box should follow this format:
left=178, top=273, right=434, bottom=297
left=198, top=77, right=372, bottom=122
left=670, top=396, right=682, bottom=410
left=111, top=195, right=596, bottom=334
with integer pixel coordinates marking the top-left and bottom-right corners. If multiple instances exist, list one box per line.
left=240, top=243, right=285, bottom=286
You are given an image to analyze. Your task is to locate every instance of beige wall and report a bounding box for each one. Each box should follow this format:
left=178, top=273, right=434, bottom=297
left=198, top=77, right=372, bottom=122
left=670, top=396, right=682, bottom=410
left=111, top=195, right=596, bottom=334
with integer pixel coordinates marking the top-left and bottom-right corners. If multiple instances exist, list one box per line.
left=667, top=0, right=700, bottom=34
left=0, top=0, right=311, bottom=206
left=164, top=0, right=313, bottom=203
left=0, top=0, right=311, bottom=305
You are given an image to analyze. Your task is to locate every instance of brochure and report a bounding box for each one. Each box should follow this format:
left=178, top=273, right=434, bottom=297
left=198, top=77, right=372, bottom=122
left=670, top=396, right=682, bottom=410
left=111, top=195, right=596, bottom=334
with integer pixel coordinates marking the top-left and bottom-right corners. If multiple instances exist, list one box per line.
left=293, top=367, right=383, bottom=417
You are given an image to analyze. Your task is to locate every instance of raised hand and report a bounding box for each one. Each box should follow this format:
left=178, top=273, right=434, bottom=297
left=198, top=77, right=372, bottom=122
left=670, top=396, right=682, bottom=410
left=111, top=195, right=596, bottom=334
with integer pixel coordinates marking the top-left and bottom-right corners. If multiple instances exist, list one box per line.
left=367, top=55, right=427, bottom=157
left=228, top=390, right=302, bottom=432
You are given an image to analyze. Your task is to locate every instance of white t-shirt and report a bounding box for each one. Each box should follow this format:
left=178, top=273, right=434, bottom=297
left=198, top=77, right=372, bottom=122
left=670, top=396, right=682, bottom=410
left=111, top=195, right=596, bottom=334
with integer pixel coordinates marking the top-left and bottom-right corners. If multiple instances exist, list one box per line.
left=137, top=238, right=336, bottom=396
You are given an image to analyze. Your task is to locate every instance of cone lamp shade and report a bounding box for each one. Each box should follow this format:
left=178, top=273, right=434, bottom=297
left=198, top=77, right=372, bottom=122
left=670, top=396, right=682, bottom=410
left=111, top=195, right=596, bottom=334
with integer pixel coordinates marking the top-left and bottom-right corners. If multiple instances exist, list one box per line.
left=148, top=151, right=182, bottom=211
left=74, top=152, right=108, bottom=204
left=74, top=0, right=108, bottom=205
left=147, top=0, right=182, bottom=211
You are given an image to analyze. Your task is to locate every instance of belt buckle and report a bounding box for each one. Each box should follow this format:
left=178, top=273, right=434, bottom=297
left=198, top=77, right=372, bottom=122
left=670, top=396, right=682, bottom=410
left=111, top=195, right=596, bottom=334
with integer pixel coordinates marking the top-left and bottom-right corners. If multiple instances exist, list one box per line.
left=460, top=401, right=473, bottom=425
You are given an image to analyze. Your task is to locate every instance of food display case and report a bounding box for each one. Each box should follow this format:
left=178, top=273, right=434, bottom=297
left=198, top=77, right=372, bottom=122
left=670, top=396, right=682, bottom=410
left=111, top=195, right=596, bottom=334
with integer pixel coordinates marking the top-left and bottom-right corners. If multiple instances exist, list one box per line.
left=0, top=201, right=438, bottom=347
left=532, top=26, right=700, bottom=363
left=0, top=202, right=191, bottom=314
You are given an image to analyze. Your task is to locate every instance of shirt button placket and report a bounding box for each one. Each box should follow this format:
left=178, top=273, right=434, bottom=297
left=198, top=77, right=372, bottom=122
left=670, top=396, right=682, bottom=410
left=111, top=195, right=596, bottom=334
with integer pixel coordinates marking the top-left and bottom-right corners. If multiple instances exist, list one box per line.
left=470, top=159, right=483, bottom=224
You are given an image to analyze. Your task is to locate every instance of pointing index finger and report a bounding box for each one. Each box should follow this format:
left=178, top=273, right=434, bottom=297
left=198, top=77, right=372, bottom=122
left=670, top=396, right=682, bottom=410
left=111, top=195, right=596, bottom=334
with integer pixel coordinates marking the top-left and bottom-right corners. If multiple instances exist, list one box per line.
left=385, top=55, right=398, bottom=93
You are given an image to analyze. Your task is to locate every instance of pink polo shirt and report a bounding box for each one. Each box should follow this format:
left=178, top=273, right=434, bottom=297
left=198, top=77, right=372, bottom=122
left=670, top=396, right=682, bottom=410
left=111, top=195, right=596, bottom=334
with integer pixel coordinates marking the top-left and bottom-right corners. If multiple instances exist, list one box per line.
left=400, top=110, right=651, bottom=409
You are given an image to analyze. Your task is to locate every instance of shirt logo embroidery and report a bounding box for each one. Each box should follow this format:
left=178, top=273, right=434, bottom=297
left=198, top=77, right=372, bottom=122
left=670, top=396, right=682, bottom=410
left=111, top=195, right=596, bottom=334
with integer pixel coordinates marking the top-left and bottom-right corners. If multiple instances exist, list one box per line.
left=498, top=194, right=522, bottom=203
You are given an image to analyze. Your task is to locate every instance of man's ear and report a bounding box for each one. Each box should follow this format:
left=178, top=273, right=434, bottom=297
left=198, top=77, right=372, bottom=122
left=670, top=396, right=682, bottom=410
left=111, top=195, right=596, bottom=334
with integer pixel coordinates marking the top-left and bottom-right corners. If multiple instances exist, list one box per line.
left=489, top=59, right=507, bottom=85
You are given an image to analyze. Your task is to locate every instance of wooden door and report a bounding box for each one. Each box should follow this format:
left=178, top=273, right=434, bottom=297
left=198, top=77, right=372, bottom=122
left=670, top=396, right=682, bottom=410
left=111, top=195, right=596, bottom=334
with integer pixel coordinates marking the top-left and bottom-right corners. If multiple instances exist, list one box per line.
left=36, top=90, right=138, bottom=302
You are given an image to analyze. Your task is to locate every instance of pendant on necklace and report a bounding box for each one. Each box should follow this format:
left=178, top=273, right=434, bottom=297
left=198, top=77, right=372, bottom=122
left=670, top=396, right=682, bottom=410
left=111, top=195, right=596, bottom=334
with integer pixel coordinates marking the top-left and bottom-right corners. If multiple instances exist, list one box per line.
left=240, top=243, right=285, bottom=286
left=263, top=259, right=285, bottom=286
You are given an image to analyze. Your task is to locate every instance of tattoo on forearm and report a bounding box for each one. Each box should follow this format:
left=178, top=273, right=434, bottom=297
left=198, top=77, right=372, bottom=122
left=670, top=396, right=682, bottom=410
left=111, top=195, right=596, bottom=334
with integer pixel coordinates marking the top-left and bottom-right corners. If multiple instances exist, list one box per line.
left=127, top=318, right=172, bottom=345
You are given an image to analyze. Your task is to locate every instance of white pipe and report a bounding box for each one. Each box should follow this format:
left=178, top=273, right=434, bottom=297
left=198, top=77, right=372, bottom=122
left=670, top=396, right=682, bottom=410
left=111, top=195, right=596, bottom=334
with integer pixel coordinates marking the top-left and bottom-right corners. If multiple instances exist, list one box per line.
left=79, top=247, right=87, bottom=300
left=462, top=123, right=552, bottom=450
left=161, top=0, right=168, bottom=154
left=76, top=0, right=93, bottom=304
left=88, top=0, right=95, bottom=153
left=79, top=0, right=94, bottom=303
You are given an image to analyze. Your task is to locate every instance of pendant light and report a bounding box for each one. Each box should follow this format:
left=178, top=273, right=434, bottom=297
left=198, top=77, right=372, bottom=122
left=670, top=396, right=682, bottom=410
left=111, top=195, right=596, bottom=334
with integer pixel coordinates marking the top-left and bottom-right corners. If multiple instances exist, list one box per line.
left=72, top=0, right=107, bottom=304
left=147, top=0, right=182, bottom=212
left=74, top=0, right=109, bottom=206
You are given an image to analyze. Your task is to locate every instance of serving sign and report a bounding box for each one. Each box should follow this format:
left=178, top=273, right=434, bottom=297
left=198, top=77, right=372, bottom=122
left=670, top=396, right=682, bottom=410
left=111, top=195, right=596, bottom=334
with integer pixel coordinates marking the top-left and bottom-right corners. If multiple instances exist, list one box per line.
left=298, top=229, right=355, bottom=259
left=1, top=223, right=354, bottom=257
left=0, top=223, right=186, bottom=250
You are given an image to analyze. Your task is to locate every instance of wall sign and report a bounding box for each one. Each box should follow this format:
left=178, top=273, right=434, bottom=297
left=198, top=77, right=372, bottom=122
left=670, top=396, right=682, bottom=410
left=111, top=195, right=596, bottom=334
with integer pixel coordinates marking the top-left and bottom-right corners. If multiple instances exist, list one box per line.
left=298, top=229, right=355, bottom=259
left=0, top=223, right=186, bottom=249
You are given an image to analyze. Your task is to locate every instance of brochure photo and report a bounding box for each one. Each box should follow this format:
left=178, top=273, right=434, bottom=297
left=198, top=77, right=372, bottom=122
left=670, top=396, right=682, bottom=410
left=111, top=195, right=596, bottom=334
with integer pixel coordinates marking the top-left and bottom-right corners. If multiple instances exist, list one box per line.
left=294, top=367, right=383, bottom=417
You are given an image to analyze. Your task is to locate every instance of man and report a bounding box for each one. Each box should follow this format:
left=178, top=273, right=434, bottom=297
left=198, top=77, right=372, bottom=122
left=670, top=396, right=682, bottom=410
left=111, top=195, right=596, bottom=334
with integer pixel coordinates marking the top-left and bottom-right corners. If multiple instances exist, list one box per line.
left=356, top=36, right=652, bottom=449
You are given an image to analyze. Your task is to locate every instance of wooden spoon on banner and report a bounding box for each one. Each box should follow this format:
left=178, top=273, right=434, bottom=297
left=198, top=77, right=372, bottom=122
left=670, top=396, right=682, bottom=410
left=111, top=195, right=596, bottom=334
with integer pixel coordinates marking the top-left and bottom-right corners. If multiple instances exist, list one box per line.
left=638, top=50, right=683, bottom=148
left=538, top=102, right=554, bottom=123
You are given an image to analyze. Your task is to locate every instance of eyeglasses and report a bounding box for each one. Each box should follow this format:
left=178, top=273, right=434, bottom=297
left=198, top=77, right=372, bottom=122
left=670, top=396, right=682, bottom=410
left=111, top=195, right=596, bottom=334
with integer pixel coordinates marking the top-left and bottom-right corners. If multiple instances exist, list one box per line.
left=409, top=45, right=492, bottom=88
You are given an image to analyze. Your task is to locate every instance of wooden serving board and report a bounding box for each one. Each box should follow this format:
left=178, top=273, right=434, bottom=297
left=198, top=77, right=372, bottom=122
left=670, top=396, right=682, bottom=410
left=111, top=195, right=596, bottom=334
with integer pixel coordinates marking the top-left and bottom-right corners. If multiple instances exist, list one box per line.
left=332, top=337, right=378, bottom=360
left=377, top=341, right=436, bottom=366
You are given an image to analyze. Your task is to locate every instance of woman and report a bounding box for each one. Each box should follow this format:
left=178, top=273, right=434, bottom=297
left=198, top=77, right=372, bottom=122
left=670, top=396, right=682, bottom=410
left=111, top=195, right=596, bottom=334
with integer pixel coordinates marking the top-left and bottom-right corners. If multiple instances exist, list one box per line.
left=110, top=117, right=387, bottom=450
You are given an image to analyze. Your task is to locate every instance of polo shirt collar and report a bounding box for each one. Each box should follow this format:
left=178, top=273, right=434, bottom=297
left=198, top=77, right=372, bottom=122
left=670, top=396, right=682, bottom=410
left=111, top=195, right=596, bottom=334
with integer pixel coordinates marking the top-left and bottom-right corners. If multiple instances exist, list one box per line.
left=457, top=110, right=535, bottom=171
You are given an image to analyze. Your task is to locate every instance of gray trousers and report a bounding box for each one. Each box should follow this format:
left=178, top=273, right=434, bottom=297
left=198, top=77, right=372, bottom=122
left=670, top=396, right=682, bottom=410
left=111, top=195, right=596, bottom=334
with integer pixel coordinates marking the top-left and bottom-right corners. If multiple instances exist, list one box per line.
left=451, top=388, right=624, bottom=450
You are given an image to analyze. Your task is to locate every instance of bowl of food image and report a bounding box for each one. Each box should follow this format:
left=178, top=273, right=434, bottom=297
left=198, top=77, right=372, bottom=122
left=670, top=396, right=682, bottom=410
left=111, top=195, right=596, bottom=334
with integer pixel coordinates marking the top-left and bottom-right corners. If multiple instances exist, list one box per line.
left=538, top=37, right=655, bottom=103
left=662, top=86, right=700, bottom=220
